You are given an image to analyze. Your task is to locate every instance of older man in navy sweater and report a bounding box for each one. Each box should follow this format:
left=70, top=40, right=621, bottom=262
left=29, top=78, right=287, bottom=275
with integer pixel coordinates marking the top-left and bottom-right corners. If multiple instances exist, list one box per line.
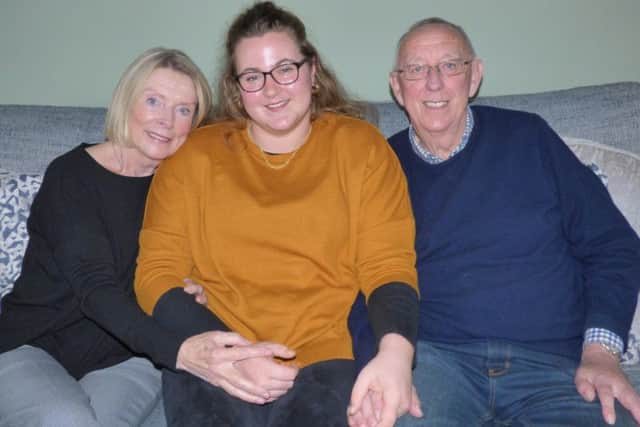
left=349, top=17, right=640, bottom=427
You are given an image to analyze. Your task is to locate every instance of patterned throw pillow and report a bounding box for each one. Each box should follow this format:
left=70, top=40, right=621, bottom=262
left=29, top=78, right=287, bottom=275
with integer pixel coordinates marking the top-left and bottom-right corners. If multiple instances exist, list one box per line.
left=0, top=170, right=42, bottom=301
left=563, top=137, right=640, bottom=364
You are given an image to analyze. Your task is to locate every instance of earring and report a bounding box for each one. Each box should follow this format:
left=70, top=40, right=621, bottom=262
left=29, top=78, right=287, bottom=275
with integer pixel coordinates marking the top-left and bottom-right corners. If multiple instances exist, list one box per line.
left=312, top=82, right=319, bottom=94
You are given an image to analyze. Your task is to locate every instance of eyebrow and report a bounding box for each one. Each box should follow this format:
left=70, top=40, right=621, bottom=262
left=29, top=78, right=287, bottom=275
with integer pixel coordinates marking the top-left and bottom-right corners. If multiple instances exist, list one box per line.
left=237, top=57, right=301, bottom=74
left=141, top=89, right=197, bottom=104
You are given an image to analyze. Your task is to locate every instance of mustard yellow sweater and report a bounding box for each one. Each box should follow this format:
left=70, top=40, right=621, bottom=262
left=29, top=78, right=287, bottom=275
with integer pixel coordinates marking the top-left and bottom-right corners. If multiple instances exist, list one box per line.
left=135, top=112, right=417, bottom=367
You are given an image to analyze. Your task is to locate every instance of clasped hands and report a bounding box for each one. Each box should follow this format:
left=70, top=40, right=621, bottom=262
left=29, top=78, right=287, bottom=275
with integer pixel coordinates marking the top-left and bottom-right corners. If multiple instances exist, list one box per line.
left=179, top=279, right=298, bottom=404
left=180, top=282, right=422, bottom=423
left=176, top=331, right=299, bottom=404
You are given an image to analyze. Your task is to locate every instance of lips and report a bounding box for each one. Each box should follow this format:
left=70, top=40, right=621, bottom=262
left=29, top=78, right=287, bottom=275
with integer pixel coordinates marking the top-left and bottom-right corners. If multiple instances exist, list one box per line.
left=265, top=99, right=289, bottom=111
left=423, top=100, right=448, bottom=108
left=145, top=130, right=171, bottom=143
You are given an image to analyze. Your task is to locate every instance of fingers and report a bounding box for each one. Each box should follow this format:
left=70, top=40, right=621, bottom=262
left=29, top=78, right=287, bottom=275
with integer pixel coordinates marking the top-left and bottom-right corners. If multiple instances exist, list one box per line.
left=348, top=390, right=378, bottom=427
left=575, top=377, right=596, bottom=402
left=618, top=389, right=640, bottom=426
left=182, top=278, right=200, bottom=294
left=221, top=344, right=275, bottom=362
left=182, top=278, right=208, bottom=305
left=214, top=353, right=296, bottom=404
left=363, top=391, right=379, bottom=424
left=378, top=394, right=400, bottom=427
left=595, top=384, right=616, bottom=425
left=348, top=372, right=369, bottom=417
left=370, top=390, right=383, bottom=422
left=208, top=331, right=252, bottom=347
left=235, top=354, right=299, bottom=383
left=253, top=341, right=296, bottom=360
left=219, top=375, right=271, bottom=404
left=408, top=385, right=423, bottom=418
left=258, top=378, right=295, bottom=399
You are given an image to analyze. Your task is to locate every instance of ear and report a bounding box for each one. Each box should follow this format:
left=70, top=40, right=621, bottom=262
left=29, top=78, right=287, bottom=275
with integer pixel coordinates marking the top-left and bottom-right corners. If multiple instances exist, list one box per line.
left=310, top=58, right=318, bottom=86
left=389, top=72, right=405, bottom=107
left=468, top=58, right=484, bottom=98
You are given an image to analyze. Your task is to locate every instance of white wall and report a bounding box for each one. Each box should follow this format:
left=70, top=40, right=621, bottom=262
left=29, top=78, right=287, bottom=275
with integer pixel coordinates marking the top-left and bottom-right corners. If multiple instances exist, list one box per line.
left=1, top=0, right=639, bottom=106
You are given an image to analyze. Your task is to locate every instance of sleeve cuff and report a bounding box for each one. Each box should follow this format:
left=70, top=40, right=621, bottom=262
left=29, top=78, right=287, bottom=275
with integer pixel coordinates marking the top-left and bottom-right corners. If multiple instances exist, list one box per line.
left=583, top=327, right=624, bottom=355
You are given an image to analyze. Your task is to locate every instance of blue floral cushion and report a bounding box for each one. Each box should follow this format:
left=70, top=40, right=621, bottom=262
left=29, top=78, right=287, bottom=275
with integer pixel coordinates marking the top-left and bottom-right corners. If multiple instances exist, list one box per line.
left=0, top=170, right=42, bottom=302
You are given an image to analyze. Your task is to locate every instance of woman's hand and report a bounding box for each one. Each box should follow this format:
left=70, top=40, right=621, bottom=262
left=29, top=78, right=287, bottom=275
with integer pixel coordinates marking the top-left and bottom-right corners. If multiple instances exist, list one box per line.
left=182, top=278, right=207, bottom=305
left=234, top=344, right=299, bottom=402
left=347, top=333, right=422, bottom=427
left=176, top=331, right=296, bottom=404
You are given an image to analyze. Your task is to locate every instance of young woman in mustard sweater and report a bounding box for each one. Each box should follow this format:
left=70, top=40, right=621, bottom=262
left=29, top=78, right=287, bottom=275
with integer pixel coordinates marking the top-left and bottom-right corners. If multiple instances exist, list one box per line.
left=135, top=3, right=422, bottom=426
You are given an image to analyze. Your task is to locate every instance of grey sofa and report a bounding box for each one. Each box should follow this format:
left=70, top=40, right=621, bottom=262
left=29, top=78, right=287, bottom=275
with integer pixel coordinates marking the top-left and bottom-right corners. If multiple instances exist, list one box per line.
left=2, top=81, right=640, bottom=426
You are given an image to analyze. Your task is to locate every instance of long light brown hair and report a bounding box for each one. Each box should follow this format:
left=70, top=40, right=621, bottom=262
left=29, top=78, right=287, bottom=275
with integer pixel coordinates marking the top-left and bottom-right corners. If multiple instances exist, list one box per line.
left=213, top=1, right=363, bottom=123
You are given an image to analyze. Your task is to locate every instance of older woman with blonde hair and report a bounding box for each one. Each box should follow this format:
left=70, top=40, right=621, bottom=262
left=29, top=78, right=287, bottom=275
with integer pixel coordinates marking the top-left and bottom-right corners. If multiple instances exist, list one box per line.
left=0, top=47, right=272, bottom=427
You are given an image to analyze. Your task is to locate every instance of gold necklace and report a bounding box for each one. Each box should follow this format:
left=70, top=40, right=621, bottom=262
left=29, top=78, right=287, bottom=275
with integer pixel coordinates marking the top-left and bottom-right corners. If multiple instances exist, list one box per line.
left=248, top=125, right=311, bottom=170
left=259, top=147, right=299, bottom=170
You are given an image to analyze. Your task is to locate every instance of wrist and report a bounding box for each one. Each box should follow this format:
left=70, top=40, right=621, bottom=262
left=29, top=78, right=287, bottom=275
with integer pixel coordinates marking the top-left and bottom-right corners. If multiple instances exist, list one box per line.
left=378, top=333, right=414, bottom=360
left=582, top=342, right=621, bottom=362
left=583, top=328, right=623, bottom=362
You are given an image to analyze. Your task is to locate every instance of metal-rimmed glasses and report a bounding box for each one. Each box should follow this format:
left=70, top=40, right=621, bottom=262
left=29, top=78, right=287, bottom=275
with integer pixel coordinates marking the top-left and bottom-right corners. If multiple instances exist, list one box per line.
left=235, top=58, right=309, bottom=93
left=395, top=59, right=472, bottom=80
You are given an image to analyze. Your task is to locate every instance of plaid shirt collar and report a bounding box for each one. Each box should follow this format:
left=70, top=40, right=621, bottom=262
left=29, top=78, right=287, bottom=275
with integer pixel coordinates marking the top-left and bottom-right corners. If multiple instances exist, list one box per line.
left=408, top=106, right=474, bottom=164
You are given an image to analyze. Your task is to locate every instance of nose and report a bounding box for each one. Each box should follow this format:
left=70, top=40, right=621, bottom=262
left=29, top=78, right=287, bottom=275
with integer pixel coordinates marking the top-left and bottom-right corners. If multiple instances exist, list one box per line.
left=156, top=105, right=174, bottom=128
left=262, top=73, right=279, bottom=97
left=424, top=66, right=444, bottom=91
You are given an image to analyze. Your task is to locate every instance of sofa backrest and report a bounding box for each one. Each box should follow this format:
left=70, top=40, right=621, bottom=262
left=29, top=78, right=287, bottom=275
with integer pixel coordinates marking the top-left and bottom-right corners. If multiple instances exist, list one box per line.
left=372, top=81, right=640, bottom=157
left=1, top=106, right=107, bottom=175
left=1, top=82, right=639, bottom=176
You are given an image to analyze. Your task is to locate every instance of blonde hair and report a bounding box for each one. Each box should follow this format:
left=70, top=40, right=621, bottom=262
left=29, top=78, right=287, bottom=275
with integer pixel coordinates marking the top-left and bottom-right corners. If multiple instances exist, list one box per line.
left=213, top=1, right=363, bottom=123
left=105, top=47, right=213, bottom=145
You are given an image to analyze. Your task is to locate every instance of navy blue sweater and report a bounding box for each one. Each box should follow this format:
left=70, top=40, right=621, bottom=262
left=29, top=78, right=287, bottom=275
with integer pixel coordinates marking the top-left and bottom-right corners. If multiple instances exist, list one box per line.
left=350, top=106, right=640, bottom=363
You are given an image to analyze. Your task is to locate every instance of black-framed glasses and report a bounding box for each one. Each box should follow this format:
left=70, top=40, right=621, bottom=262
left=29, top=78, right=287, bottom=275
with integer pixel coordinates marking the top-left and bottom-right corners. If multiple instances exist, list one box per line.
left=235, top=59, right=309, bottom=93
left=396, top=59, right=472, bottom=80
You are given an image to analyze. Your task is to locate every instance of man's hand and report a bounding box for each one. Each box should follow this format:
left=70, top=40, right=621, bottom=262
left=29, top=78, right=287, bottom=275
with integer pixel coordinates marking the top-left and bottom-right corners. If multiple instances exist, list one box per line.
left=347, top=333, right=423, bottom=427
left=176, top=331, right=294, bottom=404
left=182, top=277, right=207, bottom=305
left=575, top=343, right=640, bottom=425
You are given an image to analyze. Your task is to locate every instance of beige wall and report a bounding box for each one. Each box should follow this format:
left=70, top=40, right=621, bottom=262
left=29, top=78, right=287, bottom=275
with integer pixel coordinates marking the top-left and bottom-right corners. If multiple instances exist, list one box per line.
left=1, top=0, right=639, bottom=106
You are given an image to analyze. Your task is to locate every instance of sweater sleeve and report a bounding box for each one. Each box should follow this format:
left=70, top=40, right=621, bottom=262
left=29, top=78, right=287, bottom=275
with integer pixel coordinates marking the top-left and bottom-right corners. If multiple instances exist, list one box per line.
left=356, top=131, right=418, bottom=297
left=42, top=164, right=184, bottom=369
left=541, top=120, right=640, bottom=347
left=135, top=154, right=195, bottom=316
left=367, top=282, right=419, bottom=347
left=347, top=283, right=418, bottom=373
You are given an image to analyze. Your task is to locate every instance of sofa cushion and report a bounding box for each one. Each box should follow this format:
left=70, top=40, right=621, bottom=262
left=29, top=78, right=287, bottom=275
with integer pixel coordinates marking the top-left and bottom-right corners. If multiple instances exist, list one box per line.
left=565, top=137, right=640, bottom=233
left=0, top=170, right=42, bottom=301
left=563, top=137, right=640, bottom=363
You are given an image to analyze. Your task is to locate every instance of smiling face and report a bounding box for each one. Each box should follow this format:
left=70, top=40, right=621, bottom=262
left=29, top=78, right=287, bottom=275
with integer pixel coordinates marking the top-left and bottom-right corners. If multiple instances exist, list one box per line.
left=127, top=67, right=197, bottom=166
left=234, top=31, right=316, bottom=151
left=390, top=24, right=483, bottom=150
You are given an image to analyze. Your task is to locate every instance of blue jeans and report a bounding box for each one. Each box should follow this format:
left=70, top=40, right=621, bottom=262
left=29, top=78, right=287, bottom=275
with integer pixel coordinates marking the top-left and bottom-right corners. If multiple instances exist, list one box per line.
left=397, top=340, right=636, bottom=427
left=0, top=345, right=162, bottom=427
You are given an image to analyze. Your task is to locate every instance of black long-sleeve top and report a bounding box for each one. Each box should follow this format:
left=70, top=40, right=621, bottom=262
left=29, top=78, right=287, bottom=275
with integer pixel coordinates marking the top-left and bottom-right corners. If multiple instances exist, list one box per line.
left=0, top=144, right=182, bottom=379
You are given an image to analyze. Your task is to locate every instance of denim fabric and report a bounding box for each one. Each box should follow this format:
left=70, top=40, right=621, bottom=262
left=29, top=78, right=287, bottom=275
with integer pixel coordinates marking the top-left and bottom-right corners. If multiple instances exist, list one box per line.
left=0, top=345, right=161, bottom=427
left=397, top=340, right=636, bottom=427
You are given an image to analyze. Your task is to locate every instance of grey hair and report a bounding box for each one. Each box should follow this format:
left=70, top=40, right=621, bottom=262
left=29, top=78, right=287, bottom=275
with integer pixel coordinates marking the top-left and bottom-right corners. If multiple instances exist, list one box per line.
left=393, top=17, right=476, bottom=69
